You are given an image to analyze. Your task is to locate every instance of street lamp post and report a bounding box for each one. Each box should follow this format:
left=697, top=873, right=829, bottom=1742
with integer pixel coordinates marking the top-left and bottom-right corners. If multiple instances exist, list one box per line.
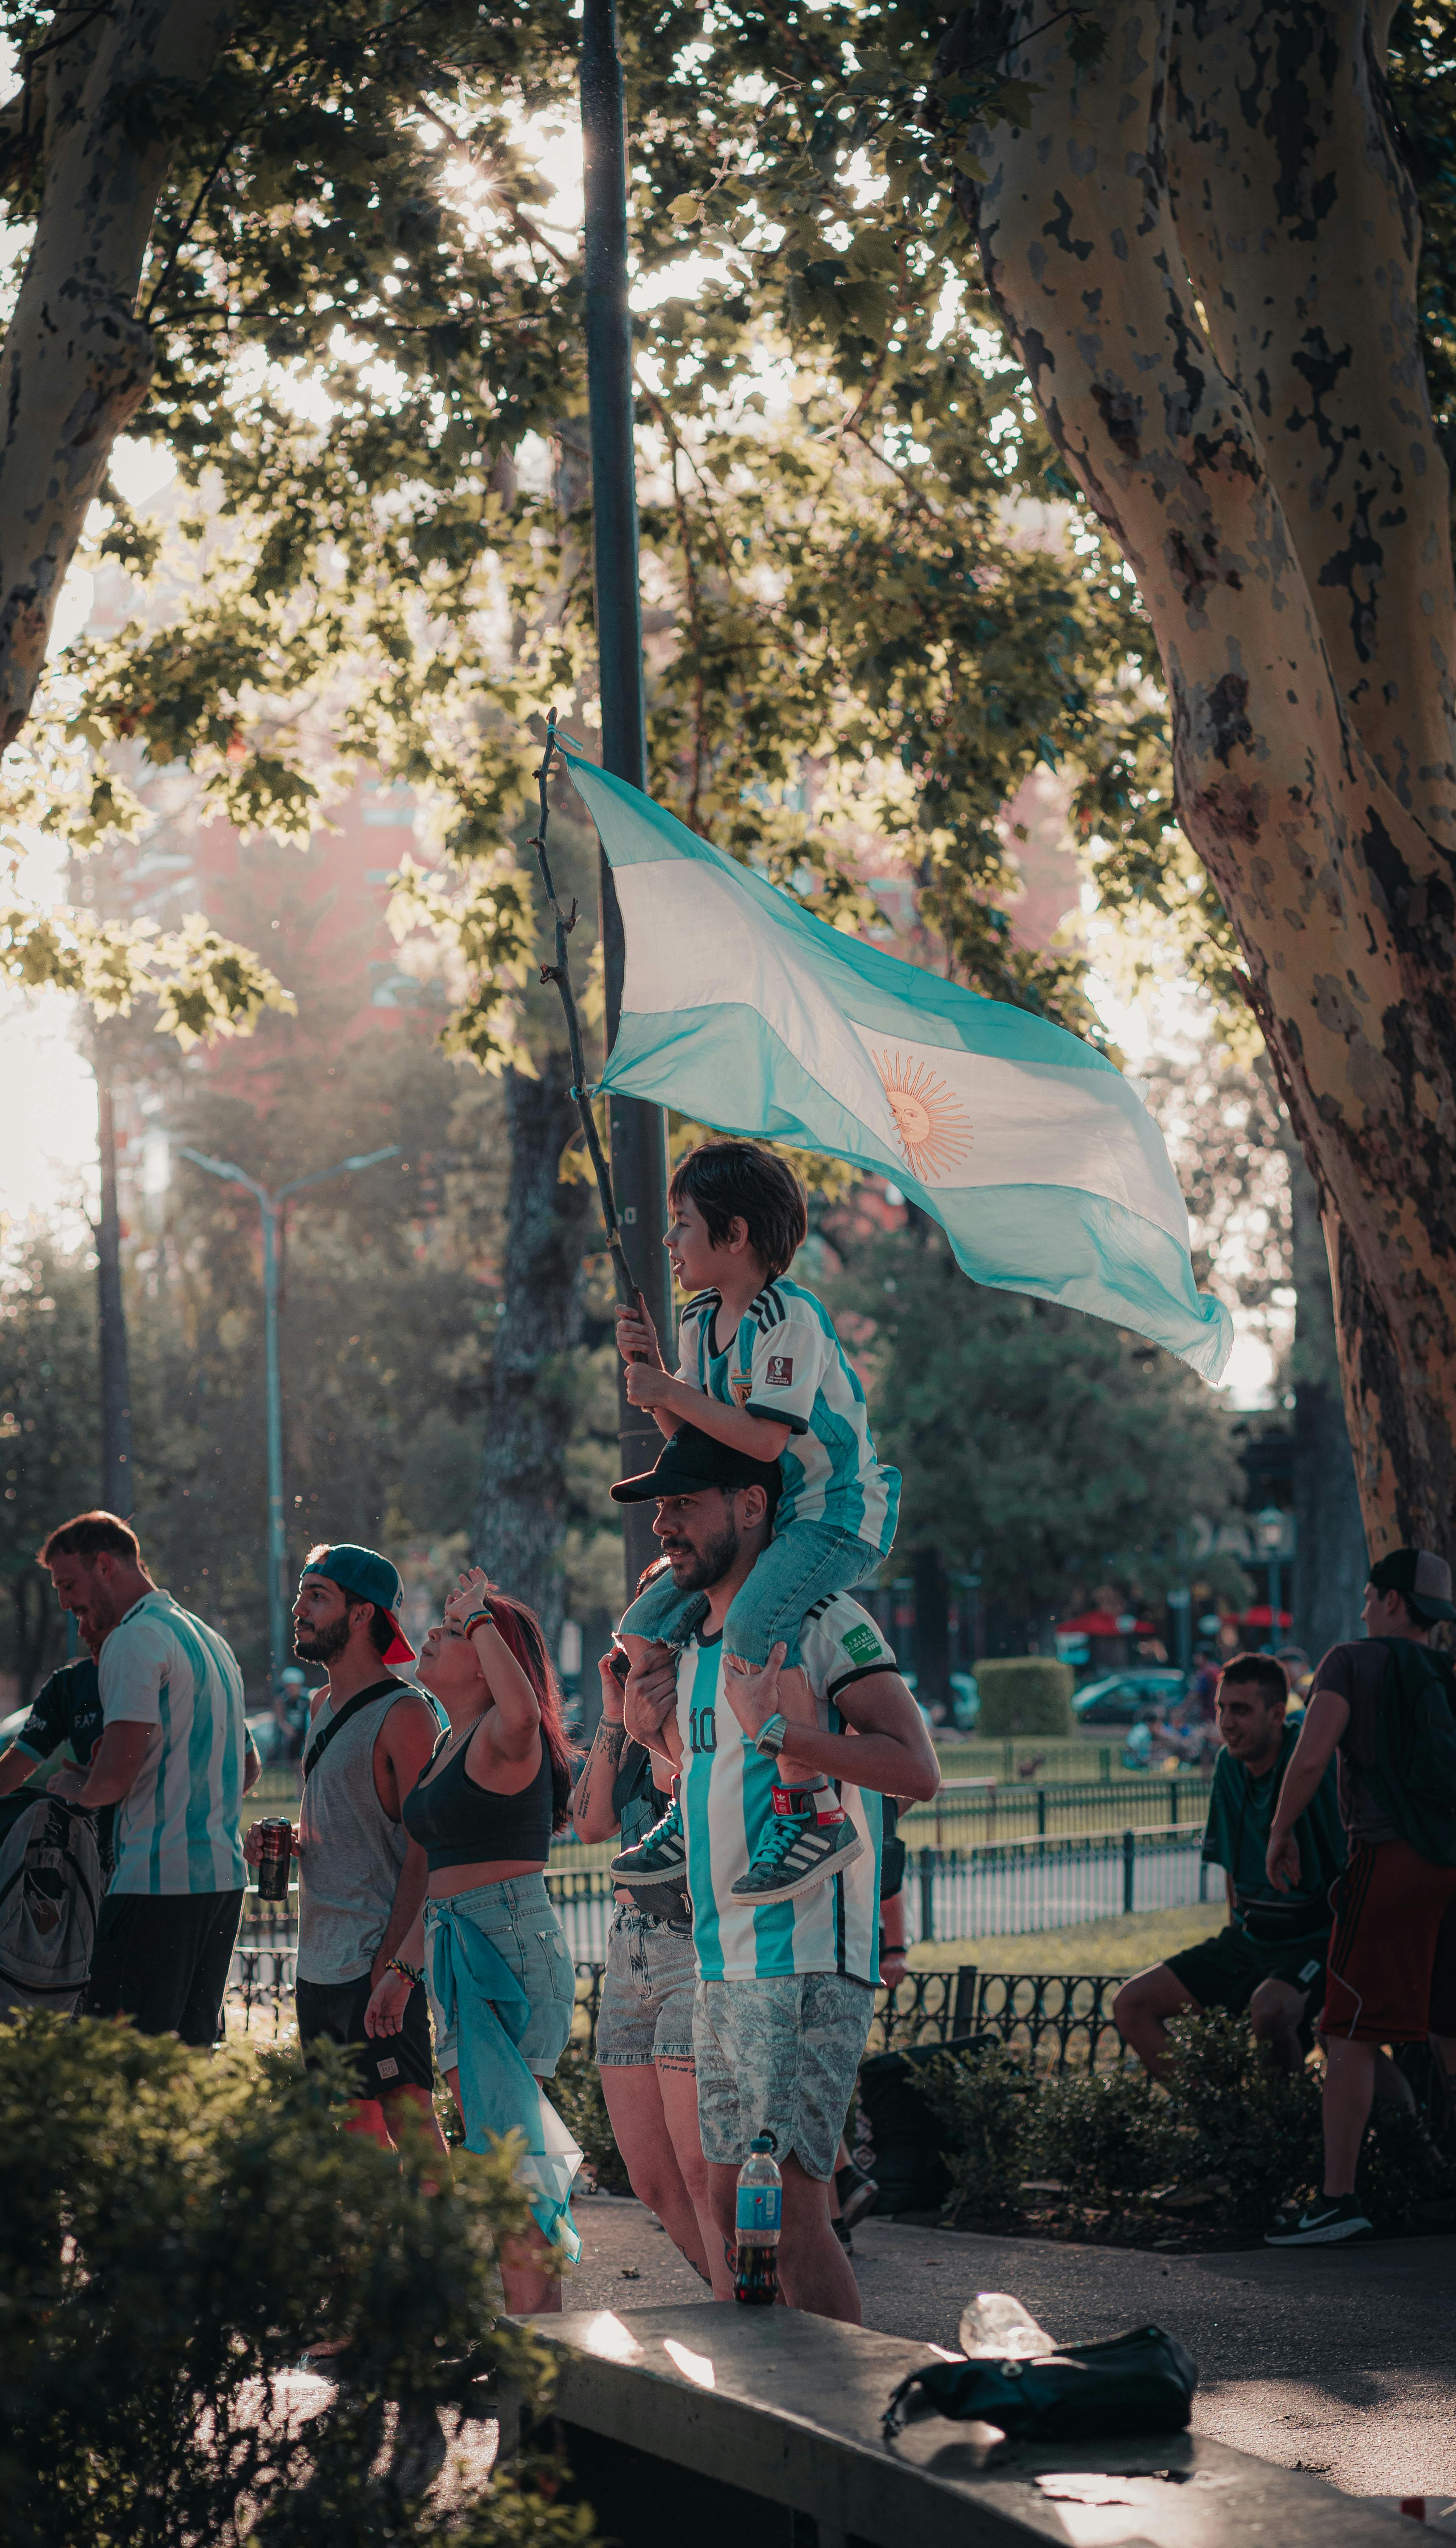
left=178, top=1144, right=400, bottom=1686
left=1254, top=1505, right=1287, bottom=1650
left=580, top=0, right=673, bottom=1596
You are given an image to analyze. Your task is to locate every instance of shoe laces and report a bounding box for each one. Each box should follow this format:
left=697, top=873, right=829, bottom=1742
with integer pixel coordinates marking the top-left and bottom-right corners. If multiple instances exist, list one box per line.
left=642, top=1798, right=682, bottom=1849
left=754, top=1807, right=813, bottom=1870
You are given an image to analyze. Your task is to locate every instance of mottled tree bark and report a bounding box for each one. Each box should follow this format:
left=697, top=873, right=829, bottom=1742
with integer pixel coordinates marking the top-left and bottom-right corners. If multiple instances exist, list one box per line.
left=960, top=0, right=1456, bottom=1552
left=471, top=1056, right=593, bottom=1643
left=0, top=2, right=234, bottom=742
left=1286, top=1140, right=1369, bottom=1658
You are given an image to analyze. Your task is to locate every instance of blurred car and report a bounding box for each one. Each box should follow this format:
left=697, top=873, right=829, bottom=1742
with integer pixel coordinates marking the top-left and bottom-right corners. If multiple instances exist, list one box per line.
left=949, top=1671, right=980, bottom=1732
left=1072, top=1667, right=1187, bottom=1728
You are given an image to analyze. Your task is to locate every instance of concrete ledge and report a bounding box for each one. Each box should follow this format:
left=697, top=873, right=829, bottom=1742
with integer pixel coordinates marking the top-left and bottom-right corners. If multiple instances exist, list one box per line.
left=513, top=2304, right=1410, bottom=2548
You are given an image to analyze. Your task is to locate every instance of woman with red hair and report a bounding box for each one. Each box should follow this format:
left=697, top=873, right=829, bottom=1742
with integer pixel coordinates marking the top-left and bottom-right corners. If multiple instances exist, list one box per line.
left=366, top=1567, right=580, bottom=2311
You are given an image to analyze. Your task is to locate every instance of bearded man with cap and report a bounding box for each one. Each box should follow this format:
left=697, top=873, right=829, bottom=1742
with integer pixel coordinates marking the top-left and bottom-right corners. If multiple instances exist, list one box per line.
left=245, top=1542, right=446, bottom=2153
left=1264, top=1545, right=1456, bottom=2246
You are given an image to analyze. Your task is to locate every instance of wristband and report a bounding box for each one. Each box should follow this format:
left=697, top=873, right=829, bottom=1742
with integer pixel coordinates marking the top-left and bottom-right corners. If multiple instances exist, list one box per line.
left=462, top=1607, right=494, bottom=1638
left=754, top=1710, right=788, bottom=1759
left=386, top=1956, right=422, bottom=1986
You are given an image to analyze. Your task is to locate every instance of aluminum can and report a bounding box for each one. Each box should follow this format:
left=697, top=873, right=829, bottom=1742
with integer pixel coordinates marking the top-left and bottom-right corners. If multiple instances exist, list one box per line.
left=254, top=1816, right=293, bottom=1902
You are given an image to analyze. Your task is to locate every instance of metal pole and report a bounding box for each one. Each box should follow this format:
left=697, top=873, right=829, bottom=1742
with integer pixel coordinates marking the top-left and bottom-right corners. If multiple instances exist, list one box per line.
left=260, top=1195, right=287, bottom=1689
left=580, top=0, right=672, bottom=1596
left=94, top=1057, right=135, bottom=1518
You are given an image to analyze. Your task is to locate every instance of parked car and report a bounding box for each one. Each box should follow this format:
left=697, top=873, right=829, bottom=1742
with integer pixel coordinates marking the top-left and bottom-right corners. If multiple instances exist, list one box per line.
left=948, top=1672, right=980, bottom=1732
left=1072, top=1667, right=1187, bottom=1728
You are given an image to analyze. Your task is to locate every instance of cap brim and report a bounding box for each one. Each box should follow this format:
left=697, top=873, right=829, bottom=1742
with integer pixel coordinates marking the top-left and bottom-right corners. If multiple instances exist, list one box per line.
left=1409, top=1596, right=1456, bottom=1626
left=383, top=1615, right=417, bottom=1663
left=611, top=1468, right=721, bottom=1503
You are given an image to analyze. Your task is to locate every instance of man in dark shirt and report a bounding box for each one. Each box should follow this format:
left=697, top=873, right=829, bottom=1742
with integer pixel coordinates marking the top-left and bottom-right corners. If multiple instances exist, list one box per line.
left=1265, top=1546, right=1456, bottom=2247
left=1114, top=1652, right=1343, bottom=2079
left=0, top=1633, right=114, bottom=1875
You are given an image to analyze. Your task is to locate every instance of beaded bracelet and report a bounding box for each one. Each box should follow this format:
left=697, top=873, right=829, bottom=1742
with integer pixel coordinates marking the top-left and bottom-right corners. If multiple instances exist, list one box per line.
left=386, top=1956, right=422, bottom=1986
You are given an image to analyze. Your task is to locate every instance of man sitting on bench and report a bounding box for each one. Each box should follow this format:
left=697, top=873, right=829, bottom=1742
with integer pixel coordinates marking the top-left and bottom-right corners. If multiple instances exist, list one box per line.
left=1114, top=1651, right=1344, bottom=2078
left=613, top=1424, right=938, bottom=2322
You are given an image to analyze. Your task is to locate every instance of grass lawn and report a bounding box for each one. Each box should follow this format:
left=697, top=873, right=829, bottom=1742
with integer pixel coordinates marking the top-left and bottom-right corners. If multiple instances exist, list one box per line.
left=907, top=1900, right=1219, bottom=1976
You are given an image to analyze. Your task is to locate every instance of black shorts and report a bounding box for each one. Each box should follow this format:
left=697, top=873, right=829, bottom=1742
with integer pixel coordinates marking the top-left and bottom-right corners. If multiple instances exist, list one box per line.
left=84, top=1888, right=244, bottom=2048
left=295, top=1972, right=434, bottom=2100
left=1166, top=1923, right=1328, bottom=2024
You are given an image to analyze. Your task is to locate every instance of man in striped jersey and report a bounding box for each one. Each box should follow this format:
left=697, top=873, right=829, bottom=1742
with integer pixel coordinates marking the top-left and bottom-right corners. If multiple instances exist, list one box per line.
left=41, top=1511, right=253, bottom=2046
left=616, top=1426, right=938, bottom=2322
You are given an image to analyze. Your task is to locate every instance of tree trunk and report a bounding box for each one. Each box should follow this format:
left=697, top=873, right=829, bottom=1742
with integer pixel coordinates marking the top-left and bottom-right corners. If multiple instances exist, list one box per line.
left=1286, top=1138, right=1369, bottom=1661
left=912, top=1544, right=952, bottom=1717
left=94, top=1057, right=134, bottom=1518
left=959, top=0, right=1456, bottom=1554
left=13, top=1565, right=53, bottom=1711
left=471, top=1057, right=593, bottom=1644
left=0, top=1, right=234, bottom=742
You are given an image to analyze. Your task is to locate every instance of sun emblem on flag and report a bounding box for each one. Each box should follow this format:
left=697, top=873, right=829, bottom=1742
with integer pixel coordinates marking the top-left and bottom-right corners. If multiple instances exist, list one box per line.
left=872, top=1049, right=973, bottom=1184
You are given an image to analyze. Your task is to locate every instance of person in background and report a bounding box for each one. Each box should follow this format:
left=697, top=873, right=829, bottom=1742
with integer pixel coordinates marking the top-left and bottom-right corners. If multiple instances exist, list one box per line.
left=383, top=1568, right=581, bottom=2312
left=571, top=1632, right=732, bottom=2295
left=40, top=1511, right=255, bottom=2046
left=1114, top=1653, right=1345, bottom=2081
left=1265, top=1549, right=1456, bottom=2247
left=0, top=1620, right=115, bottom=1877
left=245, top=1544, right=446, bottom=2155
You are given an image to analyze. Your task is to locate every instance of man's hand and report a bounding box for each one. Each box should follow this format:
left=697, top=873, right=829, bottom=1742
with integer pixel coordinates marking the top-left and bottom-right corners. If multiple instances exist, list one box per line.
left=623, top=1361, right=676, bottom=1412
left=721, top=1643, right=788, bottom=1742
left=616, top=1297, right=664, bottom=1370
left=364, top=1967, right=414, bottom=2039
left=623, top=1644, right=678, bottom=1746
left=1266, top=1827, right=1301, bottom=1893
left=243, top=1819, right=296, bottom=1867
left=880, top=1949, right=910, bottom=1991
left=46, top=1764, right=89, bottom=1802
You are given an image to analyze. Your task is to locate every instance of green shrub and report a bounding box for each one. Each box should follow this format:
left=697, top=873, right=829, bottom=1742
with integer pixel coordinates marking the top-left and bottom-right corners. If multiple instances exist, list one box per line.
left=0, top=2014, right=594, bottom=2548
left=911, top=2043, right=1033, bottom=2225
left=1031, top=2063, right=1186, bottom=2220
left=1163, top=2010, right=1322, bottom=2226
left=975, top=1658, right=1074, bottom=1737
left=545, top=2043, right=632, bottom=2196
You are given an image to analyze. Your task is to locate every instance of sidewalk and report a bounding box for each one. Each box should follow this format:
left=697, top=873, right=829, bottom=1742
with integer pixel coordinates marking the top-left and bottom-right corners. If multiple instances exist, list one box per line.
left=570, top=2195, right=1456, bottom=2502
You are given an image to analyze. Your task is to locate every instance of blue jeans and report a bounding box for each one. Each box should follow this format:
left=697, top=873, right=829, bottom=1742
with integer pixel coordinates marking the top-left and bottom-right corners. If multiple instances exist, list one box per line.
left=619, top=1521, right=881, bottom=1668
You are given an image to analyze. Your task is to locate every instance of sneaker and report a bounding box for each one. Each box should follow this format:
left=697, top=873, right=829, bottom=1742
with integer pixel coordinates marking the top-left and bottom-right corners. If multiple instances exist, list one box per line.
left=609, top=1797, right=687, bottom=1886
left=1264, top=2191, right=1374, bottom=2246
left=831, top=2216, right=854, bottom=2253
left=729, top=1807, right=864, bottom=1905
left=836, top=2159, right=879, bottom=2230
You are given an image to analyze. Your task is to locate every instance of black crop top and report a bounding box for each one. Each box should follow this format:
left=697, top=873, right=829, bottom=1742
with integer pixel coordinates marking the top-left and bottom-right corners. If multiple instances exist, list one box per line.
left=401, top=1729, right=554, bottom=1872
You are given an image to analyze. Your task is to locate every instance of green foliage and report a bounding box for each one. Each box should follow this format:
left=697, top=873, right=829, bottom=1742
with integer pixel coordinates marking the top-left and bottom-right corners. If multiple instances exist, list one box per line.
left=1162, top=2011, right=1323, bottom=2228
left=0, top=2014, right=591, bottom=2548
left=830, top=1224, right=1245, bottom=1621
left=1030, top=2063, right=1186, bottom=2222
left=910, top=2042, right=1032, bottom=2225
left=544, top=2043, right=632, bottom=2199
left=975, top=1659, right=1074, bottom=1738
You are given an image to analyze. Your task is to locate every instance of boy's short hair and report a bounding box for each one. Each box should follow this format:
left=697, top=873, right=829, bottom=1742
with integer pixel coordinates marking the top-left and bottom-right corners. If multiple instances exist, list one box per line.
left=39, top=1511, right=141, bottom=1568
left=668, top=1141, right=808, bottom=1279
left=1217, top=1651, right=1288, bottom=1707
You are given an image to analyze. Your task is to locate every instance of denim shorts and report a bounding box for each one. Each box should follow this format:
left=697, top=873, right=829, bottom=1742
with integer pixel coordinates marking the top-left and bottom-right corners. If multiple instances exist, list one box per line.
left=596, top=1906, right=698, bottom=2067
left=423, top=1873, right=576, bottom=2079
left=620, top=1519, right=881, bottom=1667
left=692, top=1971, right=874, bottom=2179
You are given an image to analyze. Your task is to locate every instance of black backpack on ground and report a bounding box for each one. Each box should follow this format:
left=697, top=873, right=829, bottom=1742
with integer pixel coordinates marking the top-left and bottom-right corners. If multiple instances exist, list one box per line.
left=1365, top=1639, right=1456, bottom=1868
left=0, top=1794, right=101, bottom=2014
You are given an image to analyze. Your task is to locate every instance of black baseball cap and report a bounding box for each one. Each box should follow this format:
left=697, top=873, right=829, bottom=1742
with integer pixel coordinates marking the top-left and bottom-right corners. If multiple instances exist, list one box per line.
left=1369, top=1546, right=1456, bottom=1625
left=611, top=1423, right=782, bottom=1508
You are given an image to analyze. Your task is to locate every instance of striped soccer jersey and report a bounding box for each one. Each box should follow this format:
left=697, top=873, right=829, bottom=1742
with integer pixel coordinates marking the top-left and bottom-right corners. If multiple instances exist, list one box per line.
left=99, top=1589, right=248, bottom=1896
left=676, top=1277, right=900, bottom=1556
left=675, top=1591, right=893, bottom=1985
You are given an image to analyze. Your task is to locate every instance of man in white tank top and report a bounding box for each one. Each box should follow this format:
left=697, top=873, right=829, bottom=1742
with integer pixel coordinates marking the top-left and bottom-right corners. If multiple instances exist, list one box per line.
left=243, top=1542, right=445, bottom=2154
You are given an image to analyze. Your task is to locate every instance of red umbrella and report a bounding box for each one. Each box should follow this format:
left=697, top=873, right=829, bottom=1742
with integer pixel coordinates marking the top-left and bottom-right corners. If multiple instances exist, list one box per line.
left=1056, top=1610, right=1158, bottom=1637
left=1239, top=1604, right=1293, bottom=1629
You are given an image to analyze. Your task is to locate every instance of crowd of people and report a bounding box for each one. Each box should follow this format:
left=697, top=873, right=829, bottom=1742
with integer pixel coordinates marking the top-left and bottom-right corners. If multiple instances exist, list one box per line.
left=1, top=1138, right=1454, bottom=2290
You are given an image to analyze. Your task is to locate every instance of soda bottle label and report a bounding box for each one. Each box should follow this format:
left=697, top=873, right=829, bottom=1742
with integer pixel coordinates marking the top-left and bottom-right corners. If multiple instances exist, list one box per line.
left=736, top=2185, right=781, bottom=2236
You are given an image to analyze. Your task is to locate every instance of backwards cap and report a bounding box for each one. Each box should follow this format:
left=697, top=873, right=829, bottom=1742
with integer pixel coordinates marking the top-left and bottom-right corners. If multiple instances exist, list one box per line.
left=301, top=1542, right=416, bottom=1663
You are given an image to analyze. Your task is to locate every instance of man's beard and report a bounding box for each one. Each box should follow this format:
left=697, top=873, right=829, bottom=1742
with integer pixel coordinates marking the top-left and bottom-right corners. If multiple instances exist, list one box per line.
left=295, top=1615, right=351, bottom=1664
left=662, top=1514, right=740, bottom=1594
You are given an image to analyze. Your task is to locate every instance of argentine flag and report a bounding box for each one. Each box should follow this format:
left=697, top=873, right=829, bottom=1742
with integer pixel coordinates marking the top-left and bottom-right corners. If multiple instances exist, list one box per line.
left=560, top=742, right=1232, bottom=1383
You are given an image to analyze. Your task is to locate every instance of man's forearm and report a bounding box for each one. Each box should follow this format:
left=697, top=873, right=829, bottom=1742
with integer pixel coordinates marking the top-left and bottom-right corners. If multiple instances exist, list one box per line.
left=1271, top=1753, right=1326, bottom=1837
left=767, top=1725, right=930, bottom=1798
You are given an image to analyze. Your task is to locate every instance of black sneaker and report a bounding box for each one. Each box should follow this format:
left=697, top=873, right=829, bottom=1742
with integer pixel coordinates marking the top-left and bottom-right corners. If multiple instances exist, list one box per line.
left=831, top=2217, right=854, bottom=2254
left=609, top=1797, right=687, bottom=1886
left=1264, top=2191, right=1373, bottom=2246
left=835, top=2159, right=879, bottom=2230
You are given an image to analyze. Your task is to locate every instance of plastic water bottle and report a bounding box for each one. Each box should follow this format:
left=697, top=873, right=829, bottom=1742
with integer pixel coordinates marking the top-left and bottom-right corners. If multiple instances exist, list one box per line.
left=734, top=2132, right=782, bottom=2305
left=958, top=2292, right=1052, bottom=2359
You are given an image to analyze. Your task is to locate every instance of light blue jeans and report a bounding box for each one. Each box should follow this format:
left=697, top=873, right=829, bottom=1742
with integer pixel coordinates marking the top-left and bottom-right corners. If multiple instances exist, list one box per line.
left=619, top=1520, right=881, bottom=1668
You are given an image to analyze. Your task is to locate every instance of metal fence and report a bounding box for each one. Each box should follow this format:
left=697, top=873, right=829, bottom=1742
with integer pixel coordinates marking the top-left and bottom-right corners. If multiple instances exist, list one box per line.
left=900, top=1775, right=1213, bottom=1850
left=909, top=1826, right=1209, bottom=1943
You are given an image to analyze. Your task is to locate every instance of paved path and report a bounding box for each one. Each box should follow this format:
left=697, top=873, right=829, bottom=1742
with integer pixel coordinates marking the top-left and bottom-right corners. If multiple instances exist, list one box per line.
left=569, top=2195, right=1456, bottom=2504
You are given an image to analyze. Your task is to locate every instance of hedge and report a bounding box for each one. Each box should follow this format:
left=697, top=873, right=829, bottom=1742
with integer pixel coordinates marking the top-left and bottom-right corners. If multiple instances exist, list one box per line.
left=974, top=1657, right=1074, bottom=1736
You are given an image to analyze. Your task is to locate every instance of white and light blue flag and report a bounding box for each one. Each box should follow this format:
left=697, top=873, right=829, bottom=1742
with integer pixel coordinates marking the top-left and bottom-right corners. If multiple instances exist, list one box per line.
left=560, top=742, right=1231, bottom=1382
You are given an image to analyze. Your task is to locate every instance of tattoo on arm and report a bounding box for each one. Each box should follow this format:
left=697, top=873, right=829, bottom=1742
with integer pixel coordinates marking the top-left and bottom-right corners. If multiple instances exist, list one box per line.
left=572, top=1717, right=628, bottom=1815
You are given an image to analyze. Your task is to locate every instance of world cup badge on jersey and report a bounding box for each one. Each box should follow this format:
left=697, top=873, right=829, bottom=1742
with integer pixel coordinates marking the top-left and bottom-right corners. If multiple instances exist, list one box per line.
left=766, top=1353, right=794, bottom=1387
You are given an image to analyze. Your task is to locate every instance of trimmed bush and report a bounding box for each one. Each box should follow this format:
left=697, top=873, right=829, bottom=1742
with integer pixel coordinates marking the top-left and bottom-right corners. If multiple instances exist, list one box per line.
left=975, top=1657, right=1074, bottom=1737
left=1163, top=2010, right=1322, bottom=2226
left=0, top=2013, right=592, bottom=2548
left=1031, top=2063, right=1186, bottom=2221
left=911, top=2043, right=1032, bottom=2226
